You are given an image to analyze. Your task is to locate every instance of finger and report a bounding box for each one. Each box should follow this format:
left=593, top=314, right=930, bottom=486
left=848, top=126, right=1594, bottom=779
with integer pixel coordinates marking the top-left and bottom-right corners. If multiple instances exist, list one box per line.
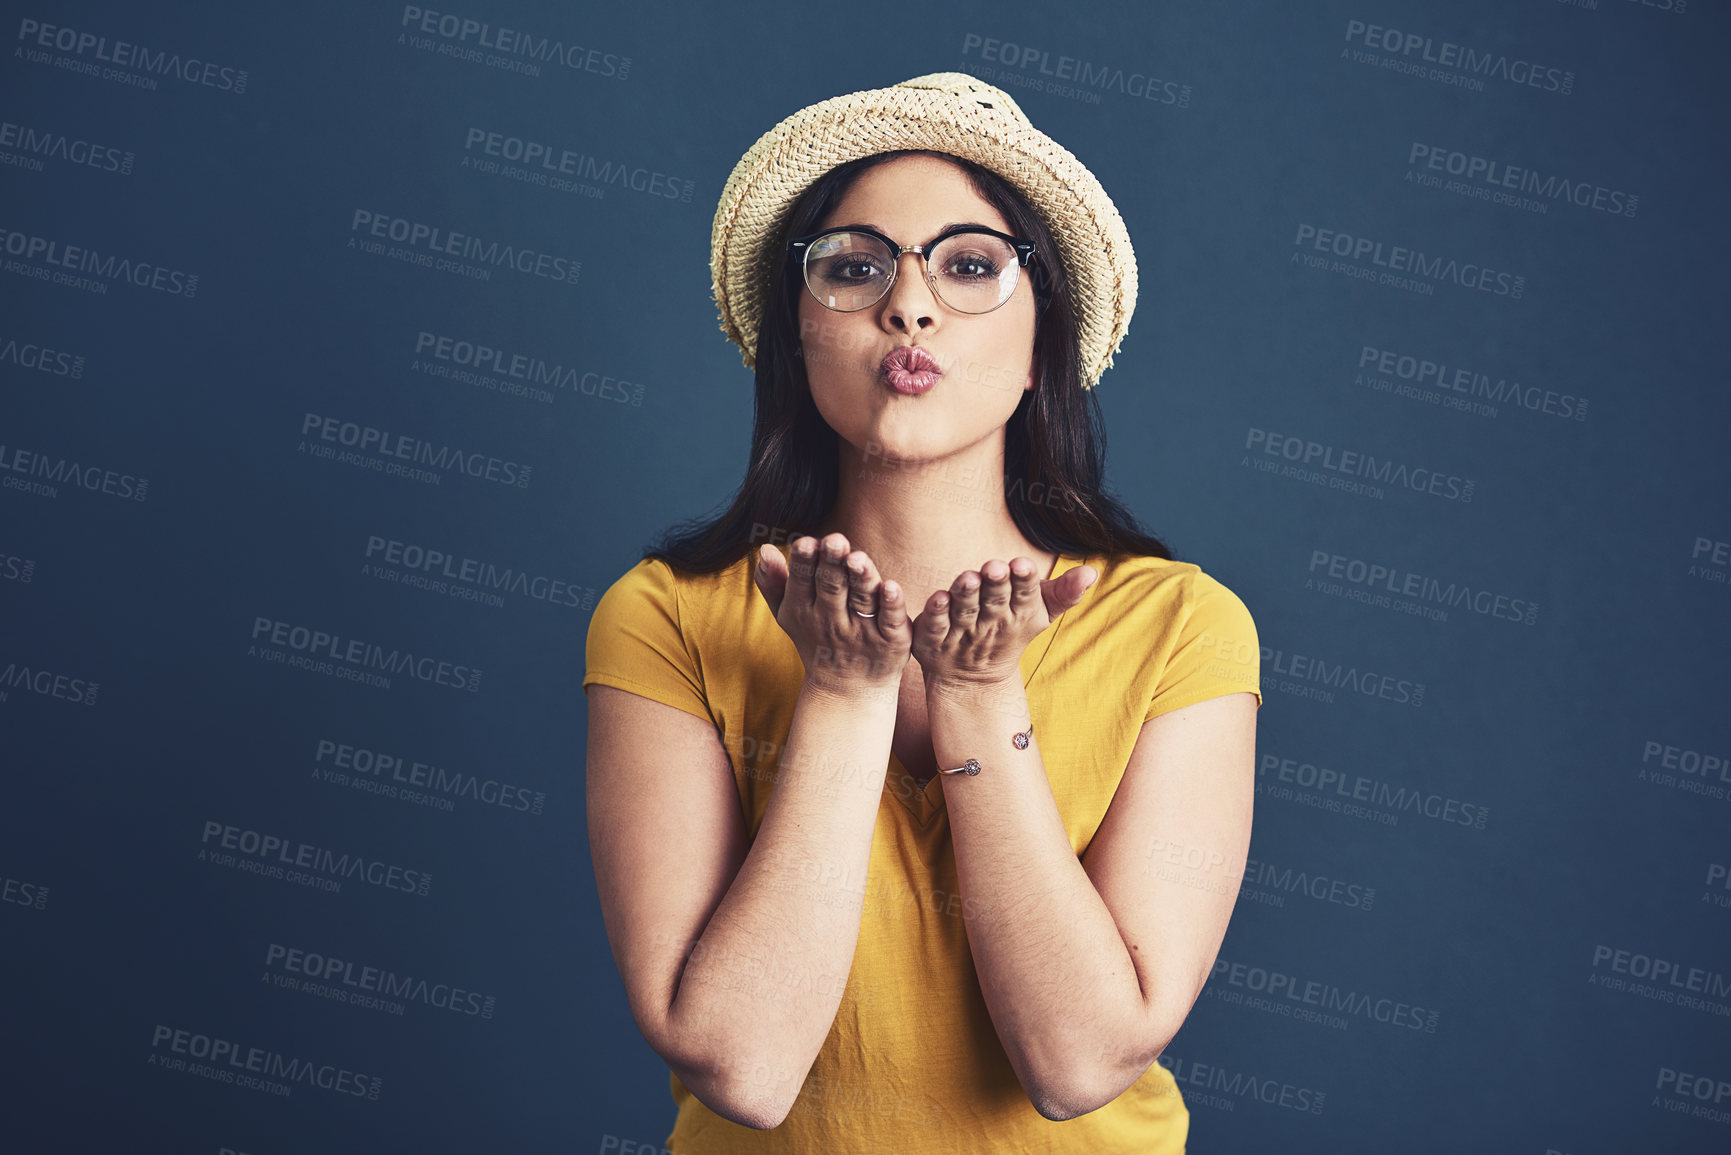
left=921, top=589, right=953, bottom=645
left=754, top=545, right=788, bottom=618
left=788, top=536, right=819, bottom=607
left=815, top=533, right=853, bottom=626
left=844, top=549, right=880, bottom=621
left=1072, top=564, right=1099, bottom=597
left=1041, top=564, right=1098, bottom=619
left=876, top=577, right=909, bottom=638
left=949, top=570, right=981, bottom=626
left=1008, top=556, right=1041, bottom=615
left=978, top=559, right=1012, bottom=616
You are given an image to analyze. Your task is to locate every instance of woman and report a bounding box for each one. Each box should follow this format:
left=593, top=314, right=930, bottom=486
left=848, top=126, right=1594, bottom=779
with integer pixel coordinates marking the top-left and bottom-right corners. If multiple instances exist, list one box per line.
left=583, top=73, right=1261, bottom=1153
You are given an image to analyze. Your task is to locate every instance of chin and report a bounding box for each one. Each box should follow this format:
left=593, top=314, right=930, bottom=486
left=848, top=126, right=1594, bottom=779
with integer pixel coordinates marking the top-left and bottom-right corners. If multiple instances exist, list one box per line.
left=854, top=425, right=957, bottom=469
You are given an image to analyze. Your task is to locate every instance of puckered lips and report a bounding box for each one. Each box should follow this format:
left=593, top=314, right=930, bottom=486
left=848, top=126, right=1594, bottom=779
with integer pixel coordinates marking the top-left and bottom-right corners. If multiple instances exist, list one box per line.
left=880, top=345, right=942, bottom=394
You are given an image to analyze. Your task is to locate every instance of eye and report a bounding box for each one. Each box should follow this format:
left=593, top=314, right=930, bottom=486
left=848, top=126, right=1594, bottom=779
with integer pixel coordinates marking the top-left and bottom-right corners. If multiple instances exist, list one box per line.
left=834, top=256, right=884, bottom=281
left=943, top=252, right=1001, bottom=280
left=810, top=252, right=886, bottom=283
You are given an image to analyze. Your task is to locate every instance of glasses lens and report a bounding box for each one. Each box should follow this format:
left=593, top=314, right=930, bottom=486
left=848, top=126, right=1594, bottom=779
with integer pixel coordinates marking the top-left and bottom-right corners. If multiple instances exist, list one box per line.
left=804, top=232, right=895, bottom=311
left=929, top=232, right=1021, bottom=313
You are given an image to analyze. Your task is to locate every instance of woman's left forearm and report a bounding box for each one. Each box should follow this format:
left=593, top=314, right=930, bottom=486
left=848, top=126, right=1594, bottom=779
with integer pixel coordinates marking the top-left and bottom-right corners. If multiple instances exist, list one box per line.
left=928, top=675, right=1171, bottom=1121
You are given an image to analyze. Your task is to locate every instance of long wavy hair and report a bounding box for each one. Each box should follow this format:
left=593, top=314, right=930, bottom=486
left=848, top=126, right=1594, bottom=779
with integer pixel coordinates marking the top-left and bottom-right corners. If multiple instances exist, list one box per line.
left=644, top=148, right=1172, bottom=575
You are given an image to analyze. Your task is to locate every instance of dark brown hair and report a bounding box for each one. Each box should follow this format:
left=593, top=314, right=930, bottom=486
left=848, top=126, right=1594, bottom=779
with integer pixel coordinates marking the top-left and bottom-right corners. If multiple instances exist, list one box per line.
left=644, top=149, right=1172, bottom=574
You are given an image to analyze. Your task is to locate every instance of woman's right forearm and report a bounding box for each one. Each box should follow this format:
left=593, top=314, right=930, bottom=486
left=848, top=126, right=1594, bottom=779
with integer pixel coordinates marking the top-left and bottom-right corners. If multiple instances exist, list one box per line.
left=660, top=676, right=898, bottom=1127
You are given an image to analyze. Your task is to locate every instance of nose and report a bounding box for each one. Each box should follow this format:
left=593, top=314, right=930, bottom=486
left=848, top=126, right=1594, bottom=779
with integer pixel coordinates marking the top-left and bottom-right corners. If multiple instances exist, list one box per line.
left=878, top=250, right=939, bottom=335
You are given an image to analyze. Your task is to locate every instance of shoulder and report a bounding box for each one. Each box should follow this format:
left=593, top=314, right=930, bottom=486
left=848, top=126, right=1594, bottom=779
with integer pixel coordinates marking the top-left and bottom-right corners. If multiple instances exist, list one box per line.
left=588, top=552, right=759, bottom=639
left=1088, top=553, right=1255, bottom=627
left=591, top=557, right=679, bottom=623
left=1088, top=554, right=1262, bottom=714
left=1082, top=554, right=1259, bottom=670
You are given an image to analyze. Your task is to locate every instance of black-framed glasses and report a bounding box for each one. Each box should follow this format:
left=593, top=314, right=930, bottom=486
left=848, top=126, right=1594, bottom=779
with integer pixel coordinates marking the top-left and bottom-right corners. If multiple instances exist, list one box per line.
left=787, top=225, right=1037, bottom=315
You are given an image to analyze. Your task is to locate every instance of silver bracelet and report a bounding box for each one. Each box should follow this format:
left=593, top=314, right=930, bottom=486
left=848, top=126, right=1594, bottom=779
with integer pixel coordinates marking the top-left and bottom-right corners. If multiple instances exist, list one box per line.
left=936, top=722, right=1033, bottom=776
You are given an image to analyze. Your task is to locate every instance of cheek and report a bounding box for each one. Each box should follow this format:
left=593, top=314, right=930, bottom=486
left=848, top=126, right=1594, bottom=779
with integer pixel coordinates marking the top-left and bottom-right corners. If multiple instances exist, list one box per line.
left=798, top=309, right=877, bottom=378
left=958, top=318, right=1036, bottom=396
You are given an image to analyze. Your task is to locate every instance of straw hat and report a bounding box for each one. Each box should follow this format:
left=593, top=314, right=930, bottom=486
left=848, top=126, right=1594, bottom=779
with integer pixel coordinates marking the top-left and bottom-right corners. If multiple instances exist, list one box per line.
left=709, top=71, right=1138, bottom=390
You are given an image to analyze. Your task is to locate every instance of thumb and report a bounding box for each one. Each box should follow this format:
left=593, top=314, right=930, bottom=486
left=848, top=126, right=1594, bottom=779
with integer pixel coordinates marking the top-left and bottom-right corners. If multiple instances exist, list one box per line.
left=754, top=545, right=787, bottom=618
left=1042, top=565, right=1098, bottom=618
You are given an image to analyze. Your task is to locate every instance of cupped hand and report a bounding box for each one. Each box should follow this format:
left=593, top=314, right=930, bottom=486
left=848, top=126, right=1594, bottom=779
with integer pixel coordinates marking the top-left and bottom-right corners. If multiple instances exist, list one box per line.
left=910, top=557, right=1098, bottom=693
left=753, top=533, right=912, bottom=698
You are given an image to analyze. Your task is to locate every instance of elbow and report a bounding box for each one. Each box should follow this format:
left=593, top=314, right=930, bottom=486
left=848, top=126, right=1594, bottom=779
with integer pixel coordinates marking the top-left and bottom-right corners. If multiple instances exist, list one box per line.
left=675, top=1059, right=800, bottom=1130
left=656, top=1034, right=803, bottom=1130
left=1021, top=1033, right=1174, bottom=1122
left=1013, top=1046, right=1117, bottom=1121
left=1025, top=1072, right=1114, bottom=1123
left=1025, top=1065, right=1149, bottom=1122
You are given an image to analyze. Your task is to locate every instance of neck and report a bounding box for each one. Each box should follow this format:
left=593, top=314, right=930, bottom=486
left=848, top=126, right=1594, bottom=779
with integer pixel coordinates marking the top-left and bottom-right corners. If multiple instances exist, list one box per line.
left=812, top=436, right=1060, bottom=599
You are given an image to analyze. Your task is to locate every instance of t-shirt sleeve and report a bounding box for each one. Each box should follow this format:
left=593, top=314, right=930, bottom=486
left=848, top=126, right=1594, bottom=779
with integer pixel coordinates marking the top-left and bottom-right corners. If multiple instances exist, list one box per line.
left=1144, top=570, right=1263, bottom=722
left=583, top=558, right=714, bottom=724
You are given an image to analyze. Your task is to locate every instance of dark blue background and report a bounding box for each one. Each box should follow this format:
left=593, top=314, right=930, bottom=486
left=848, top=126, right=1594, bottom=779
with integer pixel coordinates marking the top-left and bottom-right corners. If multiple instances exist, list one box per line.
left=3, top=1, right=1727, bottom=1152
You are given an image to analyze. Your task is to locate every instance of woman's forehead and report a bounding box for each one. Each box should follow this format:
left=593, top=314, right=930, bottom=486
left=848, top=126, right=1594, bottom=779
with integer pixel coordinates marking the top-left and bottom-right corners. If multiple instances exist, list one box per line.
left=820, top=155, right=1011, bottom=236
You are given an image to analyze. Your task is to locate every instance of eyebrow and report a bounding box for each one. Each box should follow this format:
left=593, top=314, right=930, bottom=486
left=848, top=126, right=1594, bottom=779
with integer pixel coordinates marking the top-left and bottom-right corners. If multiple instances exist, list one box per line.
left=832, top=221, right=998, bottom=237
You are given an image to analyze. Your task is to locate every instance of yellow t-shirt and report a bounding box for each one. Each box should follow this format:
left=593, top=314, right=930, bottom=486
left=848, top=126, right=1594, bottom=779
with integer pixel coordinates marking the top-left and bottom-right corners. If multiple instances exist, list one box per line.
left=582, top=545, right=1262, bottom=1154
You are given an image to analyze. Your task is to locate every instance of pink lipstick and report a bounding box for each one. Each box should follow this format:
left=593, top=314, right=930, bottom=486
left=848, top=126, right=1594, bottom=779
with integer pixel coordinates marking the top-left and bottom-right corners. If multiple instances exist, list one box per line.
left=880, top=346, right=942, bottom=394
